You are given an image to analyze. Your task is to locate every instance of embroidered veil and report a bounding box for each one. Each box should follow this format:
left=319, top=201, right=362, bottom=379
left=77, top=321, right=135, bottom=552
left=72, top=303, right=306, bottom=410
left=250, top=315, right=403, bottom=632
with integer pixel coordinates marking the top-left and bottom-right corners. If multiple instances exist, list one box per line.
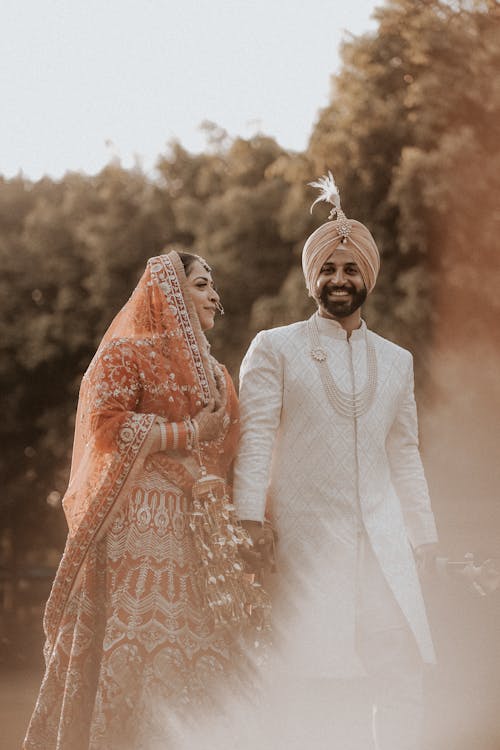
left=44, top=251, right=229, bottom=657
left=24, top=250, right=248, bottom=750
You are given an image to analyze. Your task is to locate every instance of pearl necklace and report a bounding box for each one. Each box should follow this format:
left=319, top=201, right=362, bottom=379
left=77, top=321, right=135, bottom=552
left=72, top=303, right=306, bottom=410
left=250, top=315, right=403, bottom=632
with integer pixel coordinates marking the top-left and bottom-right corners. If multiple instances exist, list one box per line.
left=307, top=315, right=377, bottom=418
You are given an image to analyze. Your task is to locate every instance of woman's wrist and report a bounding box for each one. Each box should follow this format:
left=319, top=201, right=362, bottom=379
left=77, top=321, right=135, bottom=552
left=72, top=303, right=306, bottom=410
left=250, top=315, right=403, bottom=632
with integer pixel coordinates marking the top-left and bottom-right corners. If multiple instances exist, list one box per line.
left=159, top=420, right=167, bottom=451
left=153, top=418, right=196, bottom=454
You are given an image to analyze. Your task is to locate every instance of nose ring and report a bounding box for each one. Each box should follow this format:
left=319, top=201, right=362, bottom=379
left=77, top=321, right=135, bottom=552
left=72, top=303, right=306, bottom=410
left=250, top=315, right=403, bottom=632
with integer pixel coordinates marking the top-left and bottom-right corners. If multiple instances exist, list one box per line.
left=215, top=300, right=225, bottom=316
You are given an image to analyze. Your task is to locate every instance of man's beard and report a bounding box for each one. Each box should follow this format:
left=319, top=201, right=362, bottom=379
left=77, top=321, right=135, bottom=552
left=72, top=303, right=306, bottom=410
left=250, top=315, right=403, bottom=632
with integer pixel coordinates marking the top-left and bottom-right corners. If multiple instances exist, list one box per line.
left=319, top=283, right=367, bottom=319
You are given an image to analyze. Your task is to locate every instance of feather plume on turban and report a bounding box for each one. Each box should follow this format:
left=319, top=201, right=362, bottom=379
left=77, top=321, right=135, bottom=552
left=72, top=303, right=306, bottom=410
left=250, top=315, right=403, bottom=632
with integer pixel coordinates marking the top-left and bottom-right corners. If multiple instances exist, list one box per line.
left=302, top=172, right=380, bottom=298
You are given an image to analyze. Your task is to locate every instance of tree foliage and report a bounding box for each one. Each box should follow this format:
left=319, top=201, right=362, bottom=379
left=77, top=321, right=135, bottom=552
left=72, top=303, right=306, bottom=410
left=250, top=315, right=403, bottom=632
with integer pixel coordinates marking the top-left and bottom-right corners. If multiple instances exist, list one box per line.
left=0, top=0, right=499, bottom=566
left=307, top=0, right=500, bottom=354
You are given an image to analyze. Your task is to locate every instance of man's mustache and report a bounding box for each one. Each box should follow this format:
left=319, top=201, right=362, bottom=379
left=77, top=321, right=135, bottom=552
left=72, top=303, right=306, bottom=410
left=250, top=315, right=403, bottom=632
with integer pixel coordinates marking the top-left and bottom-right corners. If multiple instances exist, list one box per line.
left=325, top=284, right=354, bottom=292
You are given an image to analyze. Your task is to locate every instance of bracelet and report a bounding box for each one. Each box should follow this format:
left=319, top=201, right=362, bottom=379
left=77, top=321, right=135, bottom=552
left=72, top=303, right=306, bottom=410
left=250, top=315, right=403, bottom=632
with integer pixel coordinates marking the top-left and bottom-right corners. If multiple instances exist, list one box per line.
left=171, top=421, right=179, bottom=451
left=159, top=420, right=167, bottom=451
left=191, top=418, right=199, bottom=450
left=184, top=418, right=195, bottom=452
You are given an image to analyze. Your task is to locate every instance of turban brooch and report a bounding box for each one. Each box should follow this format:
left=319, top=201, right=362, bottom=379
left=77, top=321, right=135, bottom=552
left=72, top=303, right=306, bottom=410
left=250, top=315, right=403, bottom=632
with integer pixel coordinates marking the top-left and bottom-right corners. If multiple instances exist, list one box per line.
left=302, top=171, right=380, bottom=297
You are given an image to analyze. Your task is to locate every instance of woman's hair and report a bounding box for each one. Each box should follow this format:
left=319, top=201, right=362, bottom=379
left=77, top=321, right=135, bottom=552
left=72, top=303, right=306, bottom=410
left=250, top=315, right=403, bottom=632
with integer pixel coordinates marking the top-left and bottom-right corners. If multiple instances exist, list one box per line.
left=177, top=252, right=211, bottom=276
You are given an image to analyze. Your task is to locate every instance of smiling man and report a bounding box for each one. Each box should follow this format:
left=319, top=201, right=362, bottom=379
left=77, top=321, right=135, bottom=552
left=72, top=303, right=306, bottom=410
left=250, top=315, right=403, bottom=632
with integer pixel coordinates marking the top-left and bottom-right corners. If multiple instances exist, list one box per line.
left=233, top=174, right=438, bottom=750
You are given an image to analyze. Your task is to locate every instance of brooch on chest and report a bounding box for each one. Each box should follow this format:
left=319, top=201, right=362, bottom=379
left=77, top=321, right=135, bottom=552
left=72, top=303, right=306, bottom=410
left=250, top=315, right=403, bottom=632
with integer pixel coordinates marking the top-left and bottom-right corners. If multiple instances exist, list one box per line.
left=307, top=315, right=378, bottom=418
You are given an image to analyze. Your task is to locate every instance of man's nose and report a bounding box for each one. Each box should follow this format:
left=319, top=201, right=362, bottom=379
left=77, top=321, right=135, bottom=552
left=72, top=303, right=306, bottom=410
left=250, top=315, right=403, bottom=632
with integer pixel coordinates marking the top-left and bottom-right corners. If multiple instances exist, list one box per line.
left=332, top=269, right=346, bottom=285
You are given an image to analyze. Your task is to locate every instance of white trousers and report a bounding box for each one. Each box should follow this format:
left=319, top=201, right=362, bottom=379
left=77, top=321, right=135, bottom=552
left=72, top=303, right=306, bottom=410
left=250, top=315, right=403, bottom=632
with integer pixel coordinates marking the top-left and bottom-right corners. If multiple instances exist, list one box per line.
left=357, top=533, right=423, bottom=750
left=260, top=534, right=424, bottom=750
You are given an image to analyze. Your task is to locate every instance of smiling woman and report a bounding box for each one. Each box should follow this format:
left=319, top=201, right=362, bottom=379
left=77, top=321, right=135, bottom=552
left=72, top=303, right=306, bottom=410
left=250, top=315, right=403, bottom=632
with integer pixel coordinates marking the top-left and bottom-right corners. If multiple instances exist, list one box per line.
left=22, top=248, right=267, bottom=750
left=181, top=253, right=222, bottom=331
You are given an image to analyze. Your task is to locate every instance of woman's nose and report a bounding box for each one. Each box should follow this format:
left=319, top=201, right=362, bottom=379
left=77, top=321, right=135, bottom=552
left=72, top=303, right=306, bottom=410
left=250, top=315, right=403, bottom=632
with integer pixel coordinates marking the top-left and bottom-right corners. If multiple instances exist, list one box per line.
left=210, top=288, right=220, bottom=303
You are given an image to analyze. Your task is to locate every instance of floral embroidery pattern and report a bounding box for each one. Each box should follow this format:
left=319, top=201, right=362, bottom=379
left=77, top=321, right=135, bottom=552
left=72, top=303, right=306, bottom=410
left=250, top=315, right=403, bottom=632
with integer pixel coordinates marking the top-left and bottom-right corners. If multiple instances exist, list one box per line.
left=24, top=252, right=242, bottom=750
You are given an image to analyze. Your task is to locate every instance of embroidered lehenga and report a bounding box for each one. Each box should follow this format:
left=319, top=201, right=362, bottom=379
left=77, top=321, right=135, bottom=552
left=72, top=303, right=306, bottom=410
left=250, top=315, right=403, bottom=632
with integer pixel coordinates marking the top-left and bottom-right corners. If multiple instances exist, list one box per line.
left=24, top=252, right=251, bottom=750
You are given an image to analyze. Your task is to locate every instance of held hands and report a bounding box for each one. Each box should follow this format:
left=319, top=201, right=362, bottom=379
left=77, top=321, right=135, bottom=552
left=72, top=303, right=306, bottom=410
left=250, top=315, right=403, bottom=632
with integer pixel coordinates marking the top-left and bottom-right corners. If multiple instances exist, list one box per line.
left=240, top=520, right=276, bottom=575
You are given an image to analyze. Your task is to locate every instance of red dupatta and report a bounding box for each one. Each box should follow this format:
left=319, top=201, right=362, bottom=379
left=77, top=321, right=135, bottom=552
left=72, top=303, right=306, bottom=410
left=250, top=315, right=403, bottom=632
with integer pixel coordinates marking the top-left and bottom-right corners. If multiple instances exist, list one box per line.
left=43, top=250, right=230, bottom=659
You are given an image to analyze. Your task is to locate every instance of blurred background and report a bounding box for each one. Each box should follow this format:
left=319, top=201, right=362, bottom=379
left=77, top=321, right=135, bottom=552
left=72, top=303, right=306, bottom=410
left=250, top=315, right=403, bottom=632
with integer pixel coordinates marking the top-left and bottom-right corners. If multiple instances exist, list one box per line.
left=1, top=0, right=499, bottom=748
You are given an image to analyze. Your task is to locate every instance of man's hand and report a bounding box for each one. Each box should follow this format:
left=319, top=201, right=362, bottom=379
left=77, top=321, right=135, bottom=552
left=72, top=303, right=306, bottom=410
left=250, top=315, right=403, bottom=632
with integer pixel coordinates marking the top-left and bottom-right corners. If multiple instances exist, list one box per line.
left=239, top=520, right=276, bottom=574
left=414, top=542, right=439, bottom=574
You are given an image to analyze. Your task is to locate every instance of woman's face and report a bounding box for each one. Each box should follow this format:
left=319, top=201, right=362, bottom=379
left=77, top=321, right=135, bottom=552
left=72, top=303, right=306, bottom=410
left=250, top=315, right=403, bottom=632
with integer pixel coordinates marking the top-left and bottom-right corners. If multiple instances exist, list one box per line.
left=185, top=260, right=220, bottom=331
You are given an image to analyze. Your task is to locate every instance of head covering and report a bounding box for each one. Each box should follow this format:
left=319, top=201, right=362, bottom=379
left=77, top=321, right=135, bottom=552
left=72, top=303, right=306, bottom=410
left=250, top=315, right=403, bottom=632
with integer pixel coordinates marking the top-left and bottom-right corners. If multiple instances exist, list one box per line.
left=65, top=251, right=219, bottom=530
left=302, top=172, right=380, bottom=298
left=44, top=250, right=225, bottom=653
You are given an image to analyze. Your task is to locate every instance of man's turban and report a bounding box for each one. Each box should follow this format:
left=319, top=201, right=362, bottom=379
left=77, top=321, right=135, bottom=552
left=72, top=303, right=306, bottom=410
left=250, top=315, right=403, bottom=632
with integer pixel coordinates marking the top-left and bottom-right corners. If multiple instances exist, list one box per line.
left=302, top=218, right=380, bottom=299
left=303, top=172, right=381, bottom=298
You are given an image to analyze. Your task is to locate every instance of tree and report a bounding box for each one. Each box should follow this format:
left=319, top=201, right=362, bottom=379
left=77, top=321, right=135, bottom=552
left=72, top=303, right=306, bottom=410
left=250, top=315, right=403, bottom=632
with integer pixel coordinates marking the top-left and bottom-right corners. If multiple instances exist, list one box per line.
left=259, top=0, right=500, bottom=372
left=156, top=135, right=295, bottom=370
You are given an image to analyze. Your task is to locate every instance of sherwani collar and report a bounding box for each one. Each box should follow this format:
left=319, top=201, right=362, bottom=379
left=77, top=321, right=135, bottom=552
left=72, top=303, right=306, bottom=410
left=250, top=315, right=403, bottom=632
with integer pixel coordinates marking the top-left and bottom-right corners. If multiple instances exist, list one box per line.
left=312, top=312, right=367, bottom=342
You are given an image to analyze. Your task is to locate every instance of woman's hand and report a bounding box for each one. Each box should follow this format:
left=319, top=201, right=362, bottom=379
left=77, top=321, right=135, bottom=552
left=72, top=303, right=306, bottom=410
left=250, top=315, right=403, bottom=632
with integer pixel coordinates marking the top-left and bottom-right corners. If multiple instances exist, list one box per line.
left=194, top=403, right=226, bottom=443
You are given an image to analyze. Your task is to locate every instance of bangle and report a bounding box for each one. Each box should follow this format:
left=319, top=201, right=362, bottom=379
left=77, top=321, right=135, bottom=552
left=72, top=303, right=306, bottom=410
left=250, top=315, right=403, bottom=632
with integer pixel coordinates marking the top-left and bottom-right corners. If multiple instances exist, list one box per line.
left=171, top=421, right=179, bottom=451
left=159, top=421, right=167, bottom=451
left=191, top=418, right=199, bottom=450
left=184, top=418, right=194, bottom=451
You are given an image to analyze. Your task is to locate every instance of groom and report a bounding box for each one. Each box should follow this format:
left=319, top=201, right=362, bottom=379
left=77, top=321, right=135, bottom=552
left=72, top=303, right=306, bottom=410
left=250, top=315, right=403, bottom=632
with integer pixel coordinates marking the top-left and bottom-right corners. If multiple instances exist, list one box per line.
left=233, top=174, right=438, bottom=750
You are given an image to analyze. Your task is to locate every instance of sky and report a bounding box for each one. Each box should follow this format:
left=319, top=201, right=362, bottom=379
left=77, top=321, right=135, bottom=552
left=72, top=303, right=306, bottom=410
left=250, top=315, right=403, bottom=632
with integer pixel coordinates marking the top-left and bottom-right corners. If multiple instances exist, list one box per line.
left=1, top=0, right=380, bottom=180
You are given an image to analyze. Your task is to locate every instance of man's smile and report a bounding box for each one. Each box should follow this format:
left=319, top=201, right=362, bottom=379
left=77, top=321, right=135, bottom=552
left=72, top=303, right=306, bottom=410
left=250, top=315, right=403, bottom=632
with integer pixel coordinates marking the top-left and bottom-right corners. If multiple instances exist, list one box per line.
left=327, top=287, right=352, bottom=298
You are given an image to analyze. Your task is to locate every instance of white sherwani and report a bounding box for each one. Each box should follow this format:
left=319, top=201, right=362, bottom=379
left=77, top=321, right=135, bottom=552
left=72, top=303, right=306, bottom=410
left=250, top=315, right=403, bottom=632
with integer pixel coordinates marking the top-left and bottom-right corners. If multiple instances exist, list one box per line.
left=233, top=313, right=438, bottom=678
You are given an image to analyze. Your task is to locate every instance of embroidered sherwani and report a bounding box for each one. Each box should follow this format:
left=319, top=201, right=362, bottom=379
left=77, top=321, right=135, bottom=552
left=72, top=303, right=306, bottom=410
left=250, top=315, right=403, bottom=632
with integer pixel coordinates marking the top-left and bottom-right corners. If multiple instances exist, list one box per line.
left=233, top=314, right=438, bottom=678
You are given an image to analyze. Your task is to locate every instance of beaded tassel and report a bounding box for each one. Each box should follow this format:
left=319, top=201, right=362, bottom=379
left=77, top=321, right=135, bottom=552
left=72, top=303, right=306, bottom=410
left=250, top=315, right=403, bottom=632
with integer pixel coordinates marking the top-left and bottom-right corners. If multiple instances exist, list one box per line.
left=189, top=471, right=271, bottom=631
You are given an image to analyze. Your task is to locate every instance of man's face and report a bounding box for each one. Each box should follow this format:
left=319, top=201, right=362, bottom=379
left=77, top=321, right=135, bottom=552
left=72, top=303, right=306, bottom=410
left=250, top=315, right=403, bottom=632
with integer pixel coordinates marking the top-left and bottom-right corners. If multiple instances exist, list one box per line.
left=316, top=248, right=367, bottom=319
